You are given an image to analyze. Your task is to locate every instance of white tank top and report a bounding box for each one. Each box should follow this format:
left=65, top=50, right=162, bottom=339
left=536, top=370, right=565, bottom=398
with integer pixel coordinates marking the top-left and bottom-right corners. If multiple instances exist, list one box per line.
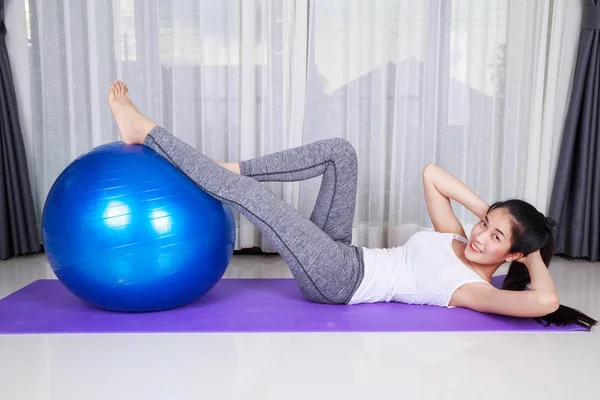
left=349, top=231, right=491, bottom=307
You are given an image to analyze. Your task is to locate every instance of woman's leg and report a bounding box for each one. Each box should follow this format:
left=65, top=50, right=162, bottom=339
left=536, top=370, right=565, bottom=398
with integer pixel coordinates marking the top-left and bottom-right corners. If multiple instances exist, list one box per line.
left=106, top=81, right=364, bottom=304
left=238, top=138, right=358, bottom=245
left=145, top=127, right=363, bottom=304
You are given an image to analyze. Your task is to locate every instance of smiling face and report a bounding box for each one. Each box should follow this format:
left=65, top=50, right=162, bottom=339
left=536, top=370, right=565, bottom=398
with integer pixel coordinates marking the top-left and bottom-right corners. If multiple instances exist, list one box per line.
left=465, top=207, right=522, bottom=265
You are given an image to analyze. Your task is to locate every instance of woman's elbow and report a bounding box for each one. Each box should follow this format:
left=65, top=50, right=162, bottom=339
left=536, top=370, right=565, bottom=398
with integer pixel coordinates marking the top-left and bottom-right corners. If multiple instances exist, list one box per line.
left=423, top=163, right=437, bottom=171
left=423, top=163, right=438, bottom=179
left=539, top=294, right=560, bottom=315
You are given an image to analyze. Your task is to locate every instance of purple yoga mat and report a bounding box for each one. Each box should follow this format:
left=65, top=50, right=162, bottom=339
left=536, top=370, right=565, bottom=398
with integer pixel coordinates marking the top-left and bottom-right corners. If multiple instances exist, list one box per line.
left=0, top=277, right=584, bottom=333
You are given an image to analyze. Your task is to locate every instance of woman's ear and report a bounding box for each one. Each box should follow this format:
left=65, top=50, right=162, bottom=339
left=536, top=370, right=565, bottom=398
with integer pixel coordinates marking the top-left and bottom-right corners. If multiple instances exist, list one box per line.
left=505, top=252, right=524, bottom=262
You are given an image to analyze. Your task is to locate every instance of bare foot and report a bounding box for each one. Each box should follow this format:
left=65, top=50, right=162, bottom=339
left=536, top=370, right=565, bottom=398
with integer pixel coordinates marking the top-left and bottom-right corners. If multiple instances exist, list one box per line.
left=213, top=161, right=241, bottom=175
left=107, top=81, right=157, bottom=145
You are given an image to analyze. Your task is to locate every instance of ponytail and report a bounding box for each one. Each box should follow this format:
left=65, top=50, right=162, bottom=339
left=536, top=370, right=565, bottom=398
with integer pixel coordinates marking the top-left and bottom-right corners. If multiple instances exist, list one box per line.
left=502, top=219, right=597, bottom=330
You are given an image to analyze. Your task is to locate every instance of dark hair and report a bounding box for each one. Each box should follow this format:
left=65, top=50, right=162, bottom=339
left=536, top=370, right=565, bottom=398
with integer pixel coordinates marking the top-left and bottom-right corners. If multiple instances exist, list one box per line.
left=488, top=199, right=596, bottom=330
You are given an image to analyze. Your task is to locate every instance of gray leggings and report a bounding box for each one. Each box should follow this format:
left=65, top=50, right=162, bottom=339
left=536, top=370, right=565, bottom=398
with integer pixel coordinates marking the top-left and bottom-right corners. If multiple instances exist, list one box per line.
left=144, top=126, right=364, bottom=304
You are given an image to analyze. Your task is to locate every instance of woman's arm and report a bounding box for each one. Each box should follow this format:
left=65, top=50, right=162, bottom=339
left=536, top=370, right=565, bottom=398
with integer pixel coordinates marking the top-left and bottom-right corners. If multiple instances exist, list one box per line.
left=453, top=251, right=560, bottom=317
left=422, top=164, right=490, bottom=236
left=453, top=282, right=560, bottom=318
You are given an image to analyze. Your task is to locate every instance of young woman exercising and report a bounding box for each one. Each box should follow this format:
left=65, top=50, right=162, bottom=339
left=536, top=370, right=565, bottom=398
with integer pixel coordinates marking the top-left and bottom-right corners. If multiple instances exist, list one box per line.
left=107, top=81, right=596, bottom=330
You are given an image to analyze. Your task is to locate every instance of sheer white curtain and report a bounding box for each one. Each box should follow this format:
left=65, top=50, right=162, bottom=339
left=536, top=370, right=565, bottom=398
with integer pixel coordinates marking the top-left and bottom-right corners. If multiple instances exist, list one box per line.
left=5, top=0, right=582, bottom=251
left=301, top=0, right=582, bottom=247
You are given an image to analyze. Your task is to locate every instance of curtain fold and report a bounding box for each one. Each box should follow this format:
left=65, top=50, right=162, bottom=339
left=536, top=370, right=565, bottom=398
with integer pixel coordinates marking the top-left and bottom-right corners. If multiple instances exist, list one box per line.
left=524, top=1, right=582, bottom=214
left=549, top=0, right=600, bottom=261
left=0, top=0, right=41, bottom=260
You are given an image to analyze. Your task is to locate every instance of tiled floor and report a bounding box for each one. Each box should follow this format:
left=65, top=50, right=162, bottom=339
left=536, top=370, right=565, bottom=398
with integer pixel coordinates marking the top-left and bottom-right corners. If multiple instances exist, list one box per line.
left=1, top=253, right=599, bottom=399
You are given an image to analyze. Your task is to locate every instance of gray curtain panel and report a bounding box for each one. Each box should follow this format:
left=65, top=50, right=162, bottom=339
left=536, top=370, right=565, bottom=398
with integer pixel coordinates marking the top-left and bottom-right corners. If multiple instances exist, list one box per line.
left=549, top=0, right=600, bottom=261
left=0, top=0, right=42, bottom=260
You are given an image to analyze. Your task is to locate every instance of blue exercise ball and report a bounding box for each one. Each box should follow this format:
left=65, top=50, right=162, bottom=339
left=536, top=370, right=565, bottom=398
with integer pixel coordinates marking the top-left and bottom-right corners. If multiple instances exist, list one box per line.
left=41, top=142, right=235, bottom=312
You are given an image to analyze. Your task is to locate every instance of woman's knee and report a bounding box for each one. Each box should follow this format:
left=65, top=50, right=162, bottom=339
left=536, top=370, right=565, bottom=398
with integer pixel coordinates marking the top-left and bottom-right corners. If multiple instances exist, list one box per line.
left=331, top=137, right=358, bottom=167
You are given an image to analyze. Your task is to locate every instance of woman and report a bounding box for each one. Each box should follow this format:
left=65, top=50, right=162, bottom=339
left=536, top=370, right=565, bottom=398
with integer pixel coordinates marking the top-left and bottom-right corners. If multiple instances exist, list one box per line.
left=108, top=81, right=596, bottom=330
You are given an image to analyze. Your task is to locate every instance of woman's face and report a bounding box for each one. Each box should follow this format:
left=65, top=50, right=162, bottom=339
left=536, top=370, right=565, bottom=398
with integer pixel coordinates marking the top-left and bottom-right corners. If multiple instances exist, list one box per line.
left=465, top=208, right=522, bottom=265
